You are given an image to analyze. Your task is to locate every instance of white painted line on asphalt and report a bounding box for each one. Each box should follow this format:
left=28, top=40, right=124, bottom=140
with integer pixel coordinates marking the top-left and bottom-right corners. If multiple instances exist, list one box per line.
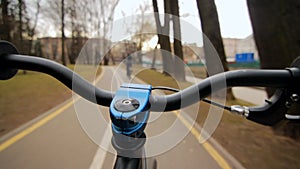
left=89, top=66, right=125, bottom=169
left=88, top=124, right=111, bottom=169
left=89, top=67, right=242, bottom=169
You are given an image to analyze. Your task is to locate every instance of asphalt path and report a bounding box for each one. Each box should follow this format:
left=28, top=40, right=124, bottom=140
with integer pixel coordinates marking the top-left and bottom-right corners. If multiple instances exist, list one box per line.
left=0, top=66, right=244, bottom=169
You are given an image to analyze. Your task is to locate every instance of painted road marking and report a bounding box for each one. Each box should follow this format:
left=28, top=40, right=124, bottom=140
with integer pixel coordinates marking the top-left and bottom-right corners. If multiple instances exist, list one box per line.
left=0, top=68, right=104, bottom=152
left=89, top=67, right=122, bottom=169
left=134, top=73, right=232, bottom=168
left=173, top=111, right=231, bottom=169
left=0, top=100, right=74, bottom=152
left=88, top=67, right=120, bottom=169
left=89, top=124, right=111, bottom=169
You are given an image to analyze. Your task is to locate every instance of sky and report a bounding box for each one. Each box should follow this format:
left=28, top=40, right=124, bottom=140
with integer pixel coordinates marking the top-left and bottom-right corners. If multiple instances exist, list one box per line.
left=214, top=0, right=253, bottom=38
left=30, top=0, right=253, bottom=39
left=114, top=0, right=253, bottom=39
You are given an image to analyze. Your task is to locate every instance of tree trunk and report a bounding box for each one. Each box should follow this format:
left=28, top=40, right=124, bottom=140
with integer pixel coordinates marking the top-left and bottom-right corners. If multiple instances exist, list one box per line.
left=29, top=0, right=41, bottom=56
left=1, top=0, right=11, bottom=41
left=170, top=0, right=185, bottom=81
left=152, top=0, right=173, bottom=75
left=196, top=0, right=235, bottom=100
left=248, top=0, right=300, bottom=139
left=18, top=0, right=27, bottom=74
left=18, top=0, right=23, bottom=45
left=61, top=0, right=66, bottom=66
left=99, top=0, right=120, bottom=66
left=69, top=0, right=76, bottom=64
left=247, top=0, right=300, bottom=97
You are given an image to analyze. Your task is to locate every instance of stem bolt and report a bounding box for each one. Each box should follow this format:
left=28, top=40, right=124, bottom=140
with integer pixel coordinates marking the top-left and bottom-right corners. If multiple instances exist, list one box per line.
left=291, top=94, right=299, bottom=102
left=285, top=101, right=292, bottom=108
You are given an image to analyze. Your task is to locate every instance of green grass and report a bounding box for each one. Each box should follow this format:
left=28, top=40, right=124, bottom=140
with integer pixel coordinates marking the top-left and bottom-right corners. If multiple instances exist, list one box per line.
left=0, top=65, right=101, bottom=137
left=188, top=64, right=260, bottom=79
left=133, top=68, right=191, bottom=94
left=135, top=68, right=300, bottom=169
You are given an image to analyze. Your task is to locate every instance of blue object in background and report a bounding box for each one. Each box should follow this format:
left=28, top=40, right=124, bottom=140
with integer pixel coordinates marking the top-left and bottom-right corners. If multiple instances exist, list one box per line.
left=235, top=53, right=254, bottom=62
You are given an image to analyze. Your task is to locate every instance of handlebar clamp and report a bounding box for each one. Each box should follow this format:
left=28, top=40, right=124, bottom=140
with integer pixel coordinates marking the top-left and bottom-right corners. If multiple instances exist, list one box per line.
left=110, top=84, right=152, bottom=137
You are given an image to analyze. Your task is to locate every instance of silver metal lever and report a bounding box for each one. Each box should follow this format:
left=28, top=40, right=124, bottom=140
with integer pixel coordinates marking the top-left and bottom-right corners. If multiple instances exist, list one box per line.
left=285, top=114, right=300, bottom=120
left=230, top=105, right=250, bottom=117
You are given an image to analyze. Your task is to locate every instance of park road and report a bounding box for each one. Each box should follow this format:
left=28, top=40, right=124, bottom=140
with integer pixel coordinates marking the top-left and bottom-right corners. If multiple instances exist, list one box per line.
left=0, top=66, right=243, bottom=169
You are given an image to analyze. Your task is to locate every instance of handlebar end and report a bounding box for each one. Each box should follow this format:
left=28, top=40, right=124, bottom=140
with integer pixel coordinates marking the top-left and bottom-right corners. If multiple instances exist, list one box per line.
left=0, top=41, right=19, bottom=80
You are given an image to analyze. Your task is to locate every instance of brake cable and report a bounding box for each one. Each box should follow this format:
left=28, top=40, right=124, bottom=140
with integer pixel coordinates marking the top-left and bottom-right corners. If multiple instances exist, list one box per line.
left=151, top=86, right=231, bottom=111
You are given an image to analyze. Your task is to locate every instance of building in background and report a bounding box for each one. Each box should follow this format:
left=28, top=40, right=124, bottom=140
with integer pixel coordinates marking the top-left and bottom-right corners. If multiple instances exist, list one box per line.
left=39, top=37, right=66, bottom=62
left=223, top=35, right=258, bottom=62
left=183, top=35, right=258, bottom=64
left=37, top=34, right=258, bottom=65
left=236, top=35, right=259, bottom=60
left=223, top=38, right=240, bottom=62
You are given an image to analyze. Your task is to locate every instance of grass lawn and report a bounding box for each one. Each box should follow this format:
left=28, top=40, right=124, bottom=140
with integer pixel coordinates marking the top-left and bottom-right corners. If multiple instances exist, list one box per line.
left=135, top=68, right=300, bottom=169
left=0, top=65, right=101, bottom=137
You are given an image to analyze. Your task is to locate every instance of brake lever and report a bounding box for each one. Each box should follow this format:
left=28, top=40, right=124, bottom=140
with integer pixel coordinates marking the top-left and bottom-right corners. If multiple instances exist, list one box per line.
left=231, top=57, right=300, bottom=126
left=246, top=89, right=289, bottom=125
left=231, top=90, right=300, bottom=126
left=229, top=89, right=289, bottom=126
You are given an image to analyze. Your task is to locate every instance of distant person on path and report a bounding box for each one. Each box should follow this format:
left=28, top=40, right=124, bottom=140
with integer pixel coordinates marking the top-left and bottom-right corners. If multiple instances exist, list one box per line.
left=126, top=53, right=132, bottom=78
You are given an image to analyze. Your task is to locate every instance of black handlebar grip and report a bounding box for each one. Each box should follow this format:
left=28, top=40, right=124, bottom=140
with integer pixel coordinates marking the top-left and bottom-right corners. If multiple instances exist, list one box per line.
left=0, top=41, right=19, bottom=80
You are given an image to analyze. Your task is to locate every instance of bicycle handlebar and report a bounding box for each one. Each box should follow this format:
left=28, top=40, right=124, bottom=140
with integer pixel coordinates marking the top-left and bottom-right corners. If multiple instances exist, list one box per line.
left=150, top=68, right=299, bottom=111
left=2, top=53, right=300, bottom=113
left=1, top=53, right=115, bottom=106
